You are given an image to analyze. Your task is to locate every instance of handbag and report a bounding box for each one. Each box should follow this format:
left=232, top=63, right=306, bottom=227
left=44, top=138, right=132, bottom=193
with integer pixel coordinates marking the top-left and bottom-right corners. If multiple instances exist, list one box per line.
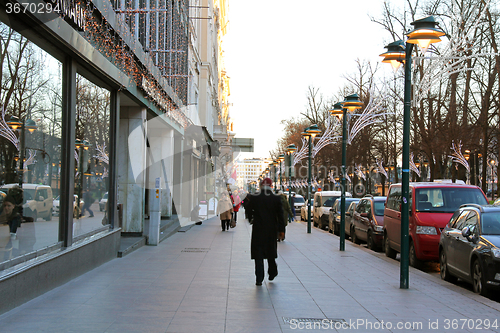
left=230, top=217, right=236, bottom=228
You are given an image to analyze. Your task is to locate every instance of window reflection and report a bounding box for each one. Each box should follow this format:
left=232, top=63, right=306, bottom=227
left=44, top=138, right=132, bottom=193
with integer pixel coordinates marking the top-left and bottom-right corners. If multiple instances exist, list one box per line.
left=72, top=74, right=110, bottom=239
left=0, top=21, right=61, bottom=263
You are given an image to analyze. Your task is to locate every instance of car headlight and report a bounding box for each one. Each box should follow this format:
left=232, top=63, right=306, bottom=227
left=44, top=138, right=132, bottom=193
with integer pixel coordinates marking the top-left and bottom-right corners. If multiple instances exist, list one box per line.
left=416, top=226, right=437, bottom=235
left=492, top=248, right=500, bottom=259
left=373, top=225, right=383, bottom=232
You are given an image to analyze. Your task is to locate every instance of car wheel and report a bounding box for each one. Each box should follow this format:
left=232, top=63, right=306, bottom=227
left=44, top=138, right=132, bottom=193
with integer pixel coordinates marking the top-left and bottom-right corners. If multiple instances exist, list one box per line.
left=352, top=228, right=361, bottom=245
left=409, top=240, right=422, bottom=269
left=439, top=249, right=457, bottom=283
left=472, top=259, right=488, bottom=296
left=44, top=210, right=52, bottom=221
left=384, top=234, right=397, bottom=259
left=367, top=231, right=376, bottom=251
left=322, top=219, right=328, bottom=231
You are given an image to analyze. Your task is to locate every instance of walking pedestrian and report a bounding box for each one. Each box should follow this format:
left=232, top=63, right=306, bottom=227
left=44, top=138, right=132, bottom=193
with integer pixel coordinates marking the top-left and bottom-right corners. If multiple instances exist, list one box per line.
left=246, top=178, right=285, bottom=286
left=218, top=193, right=233, bottom=231
left=291, top=193, right=296, bottom=219
left=278, top=191, right=293, bottom=241
left=232, top=190, right=241, bottom=223
left=81, top=189, right=94, bottom=217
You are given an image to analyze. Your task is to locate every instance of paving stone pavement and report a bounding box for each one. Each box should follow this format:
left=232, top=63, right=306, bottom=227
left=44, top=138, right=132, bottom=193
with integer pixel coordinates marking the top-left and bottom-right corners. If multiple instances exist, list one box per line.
left=0, top=209, right=499, bottom=333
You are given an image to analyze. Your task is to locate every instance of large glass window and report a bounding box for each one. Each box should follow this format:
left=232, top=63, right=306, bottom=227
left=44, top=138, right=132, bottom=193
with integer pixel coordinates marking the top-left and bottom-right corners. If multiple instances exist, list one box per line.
left=0, top=21, right=62, bottom=264
left=72, top=74, right=110, bottom=239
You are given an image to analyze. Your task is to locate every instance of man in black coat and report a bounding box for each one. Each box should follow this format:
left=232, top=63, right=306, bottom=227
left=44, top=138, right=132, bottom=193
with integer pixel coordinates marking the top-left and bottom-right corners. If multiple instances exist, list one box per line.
left=246, top=178, right=285, bottom=285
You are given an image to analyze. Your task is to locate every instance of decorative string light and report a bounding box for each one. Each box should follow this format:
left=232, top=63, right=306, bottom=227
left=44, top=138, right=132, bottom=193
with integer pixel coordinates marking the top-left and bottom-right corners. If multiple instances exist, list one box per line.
left=376, top=159, right=388, bottom=179
left=449, top=140, right=470, bottom=172
left=355, top=164, right=366, bottom=180
left=410, top=152, right=421, bottom=177
left=94, top=142, right=109, bottom=165
left=412, top=0, right=499, bottom=106
left=0, top=106, right=20, bottom=150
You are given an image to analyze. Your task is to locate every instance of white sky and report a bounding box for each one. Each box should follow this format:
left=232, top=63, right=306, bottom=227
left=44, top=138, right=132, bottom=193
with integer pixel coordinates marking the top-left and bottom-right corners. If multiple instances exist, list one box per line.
left=223, top=0, right=395, bottom=160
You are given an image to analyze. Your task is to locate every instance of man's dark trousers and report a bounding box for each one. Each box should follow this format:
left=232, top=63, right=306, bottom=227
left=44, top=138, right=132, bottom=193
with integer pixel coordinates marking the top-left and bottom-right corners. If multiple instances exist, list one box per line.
left=255, top=258, right=277, bottom=283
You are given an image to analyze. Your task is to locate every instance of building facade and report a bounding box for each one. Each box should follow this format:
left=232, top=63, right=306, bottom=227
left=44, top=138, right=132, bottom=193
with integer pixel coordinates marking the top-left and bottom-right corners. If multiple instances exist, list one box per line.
left=0, top=0, right=232, bottom=313
left=236, top=158, right=272, bottom=189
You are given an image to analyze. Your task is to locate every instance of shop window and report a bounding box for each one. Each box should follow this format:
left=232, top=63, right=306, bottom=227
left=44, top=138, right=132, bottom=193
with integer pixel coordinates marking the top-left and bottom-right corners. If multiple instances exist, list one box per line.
left=72, top=74, right=110, bottom=239
left=0, top=21, right=62, bottom=266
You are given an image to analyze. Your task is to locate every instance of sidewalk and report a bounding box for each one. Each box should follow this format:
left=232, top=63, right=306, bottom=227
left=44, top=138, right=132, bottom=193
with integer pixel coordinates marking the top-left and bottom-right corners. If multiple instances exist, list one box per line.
left=0, top=210, right=499, bottom=332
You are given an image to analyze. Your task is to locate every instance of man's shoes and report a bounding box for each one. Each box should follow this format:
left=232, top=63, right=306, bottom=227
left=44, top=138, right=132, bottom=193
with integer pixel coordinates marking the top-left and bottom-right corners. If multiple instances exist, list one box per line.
left=89, top=215, right=94, bottom=217
left=256, top=281, right=262, bottom=286
left=269, top=272, right=278, bottom=281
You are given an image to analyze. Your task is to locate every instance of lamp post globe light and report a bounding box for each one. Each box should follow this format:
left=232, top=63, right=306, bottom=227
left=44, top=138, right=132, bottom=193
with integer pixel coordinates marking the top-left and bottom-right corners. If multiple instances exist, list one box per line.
left=286, top=144, right=297, bottom=222
left=330, top=95, right=363, bottom=251
left=301, top=124, right=321, bottom=234
left=380, top=15, right=444, bottom=289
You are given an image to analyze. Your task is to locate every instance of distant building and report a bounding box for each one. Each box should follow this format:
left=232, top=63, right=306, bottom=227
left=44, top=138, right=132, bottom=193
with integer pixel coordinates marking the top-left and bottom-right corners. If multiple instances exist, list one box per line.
left=236, top=158, right=273, bottom=188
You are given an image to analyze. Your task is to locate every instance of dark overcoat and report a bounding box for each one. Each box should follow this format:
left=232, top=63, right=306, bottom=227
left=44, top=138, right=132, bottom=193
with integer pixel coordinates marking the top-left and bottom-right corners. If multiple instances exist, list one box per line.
left=247, top=188, right=285, bottom=260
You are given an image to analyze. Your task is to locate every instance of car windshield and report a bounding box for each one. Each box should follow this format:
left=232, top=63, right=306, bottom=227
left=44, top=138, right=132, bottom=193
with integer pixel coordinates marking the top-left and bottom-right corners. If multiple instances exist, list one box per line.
left=335, top=199, right=358, bottom=213
left=415, top=188, right=487, bottom=213
left=294, top=197, right=304, bottom=203
left=373, top=201, right=385, bottom=216
left=23, top=189, right=35, bottom=201
left=323, top=196, right=339, bottom=207
left=481, top=213, right=500, bottom=235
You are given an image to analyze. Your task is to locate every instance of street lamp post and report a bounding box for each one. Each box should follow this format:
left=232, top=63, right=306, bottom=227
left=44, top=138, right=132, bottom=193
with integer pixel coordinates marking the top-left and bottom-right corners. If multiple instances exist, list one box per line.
left=330, top=95, right=363, bottom=251
left=75, top=139, right=90, bottom=219
left=7, top=116, right=37, bottom=186
left=380, top=16, right=444, bottom=289
left=301, top=125, right=321, bottom=233
left=272, top=160, right=278, bottom=192
left=278, top=154, right=285, bottom=192
left=286, top=144, right=297, bottom=223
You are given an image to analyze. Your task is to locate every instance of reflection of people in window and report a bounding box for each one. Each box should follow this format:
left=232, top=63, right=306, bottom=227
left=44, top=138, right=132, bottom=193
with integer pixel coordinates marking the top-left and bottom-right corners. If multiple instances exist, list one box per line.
left=0, top=195, right=22, bottom=236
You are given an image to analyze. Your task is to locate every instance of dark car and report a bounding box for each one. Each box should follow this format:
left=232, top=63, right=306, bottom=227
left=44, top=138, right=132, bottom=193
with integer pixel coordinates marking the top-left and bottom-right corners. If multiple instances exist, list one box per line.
left=329, top=198, right=360, bottom=236
left=351, top=196, right=386, bottom=251
left=439, top=204, right=500, bottom=296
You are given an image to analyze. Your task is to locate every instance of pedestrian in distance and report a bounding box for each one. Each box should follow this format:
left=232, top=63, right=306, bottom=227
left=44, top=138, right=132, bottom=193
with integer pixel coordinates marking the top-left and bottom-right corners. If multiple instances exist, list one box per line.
left=81, top=189, right=94, bottom=217
left=218, top=192, right=233, bottom=231
left=291, top=193, right=296, bottom=219
left=246, top=178, right=285, bottom=286
left=232, top=190, right=241, bottom=223
left=278, top=191, right=293, bottom=242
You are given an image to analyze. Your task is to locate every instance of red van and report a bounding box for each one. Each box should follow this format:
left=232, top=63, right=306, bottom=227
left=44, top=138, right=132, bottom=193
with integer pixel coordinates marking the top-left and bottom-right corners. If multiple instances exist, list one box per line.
left=383, top=182, right=488, bottom=267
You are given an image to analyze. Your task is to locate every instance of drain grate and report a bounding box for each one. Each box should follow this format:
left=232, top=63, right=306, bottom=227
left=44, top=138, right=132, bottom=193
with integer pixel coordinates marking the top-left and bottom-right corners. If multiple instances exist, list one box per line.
left=282, top=317, right=348, bottom=328
left=182, top=248, right=210, bottom=252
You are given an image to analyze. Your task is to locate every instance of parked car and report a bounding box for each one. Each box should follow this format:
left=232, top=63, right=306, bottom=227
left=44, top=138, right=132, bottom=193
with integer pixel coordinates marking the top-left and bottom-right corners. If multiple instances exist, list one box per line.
left=99, top=192, right=108, bottom=211
left=301, top=199, right=313, bottom=221
left=439, top=204, right=500, bottom=296
left=351, top=196, right=386, bottom=250
left=53, top=194, right=83, bottom=217
left=313, top=191, right=351, bottom=230
left=384, top=182, right=488, bottom=268
left=291, top=194, right=305, bottom=215
left=0, top=183, right=53, bottom=221
left=329, top=197, right=360, bottom=235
